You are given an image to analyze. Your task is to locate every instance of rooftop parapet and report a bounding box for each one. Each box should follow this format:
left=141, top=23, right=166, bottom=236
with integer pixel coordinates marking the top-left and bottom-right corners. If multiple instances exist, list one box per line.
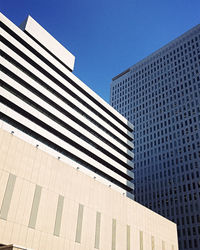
left=20, top=15, right=75, bottom=72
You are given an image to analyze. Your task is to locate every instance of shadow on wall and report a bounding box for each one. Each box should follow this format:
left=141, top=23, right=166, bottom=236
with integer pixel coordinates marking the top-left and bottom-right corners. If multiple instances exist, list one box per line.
left=0, top=245, right=29, bottom=250
left=0, top=245, right=13, bottom=250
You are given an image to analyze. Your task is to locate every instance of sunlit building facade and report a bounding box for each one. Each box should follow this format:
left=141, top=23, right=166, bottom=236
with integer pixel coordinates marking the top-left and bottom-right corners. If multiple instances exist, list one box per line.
left=0, top=13, right=178, bottom=250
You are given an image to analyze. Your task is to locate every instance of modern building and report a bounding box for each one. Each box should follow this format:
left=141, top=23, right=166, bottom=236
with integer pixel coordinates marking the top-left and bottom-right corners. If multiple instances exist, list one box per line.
left=110, top=25, right=200, bottom=250
left=0, top=13, right=134, bottom=198
left=0, top=13, right=178, bottom=250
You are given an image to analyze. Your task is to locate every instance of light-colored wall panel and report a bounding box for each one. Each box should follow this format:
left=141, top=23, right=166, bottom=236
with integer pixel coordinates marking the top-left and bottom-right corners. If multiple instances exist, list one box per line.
left=0, top=121, right=129, bottom=196
left=31, top=229, right=41, bottom=250
left=1, top=103, right=129, bottom=187
left=0, top=129, right=12, bottom=171
left=30, top=149, right=42, bottom=185
left=0, top=129, right=178, bottom=250
left=66, top=199, right=78, bottom=242
left=17, top=225, right=28, bottom=247
left=26, top=228, right=35, bottom=249
left=10, top=223, right=21, bottom=246
left=116, top=222, right=126, bottom=250
left=17, top=181, right=36, bottom=226
left=37, top=189, right=58, bottom=234
left=1, top=220, right=13, bottom=244
left=59, top=195, right=73, bottom=239
left=38, top=232, right=48, bottom=250
left=0, top=219, right=7, bottom=244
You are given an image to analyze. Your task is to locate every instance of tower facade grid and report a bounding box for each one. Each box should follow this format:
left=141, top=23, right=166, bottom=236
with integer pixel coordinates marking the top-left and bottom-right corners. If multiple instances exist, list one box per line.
left=111, top=24, right=200, bottom=250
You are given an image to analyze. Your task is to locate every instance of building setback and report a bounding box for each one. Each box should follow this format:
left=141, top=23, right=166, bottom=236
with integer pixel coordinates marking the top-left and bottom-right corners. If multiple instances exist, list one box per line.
left=0, top=13, right=178, bottom=250
left=111, top=24, right=200, bottom=250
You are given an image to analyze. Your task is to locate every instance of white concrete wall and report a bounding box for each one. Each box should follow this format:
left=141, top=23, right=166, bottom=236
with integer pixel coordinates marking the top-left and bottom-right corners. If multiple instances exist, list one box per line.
left=22, top=16, right=75, bottom=72
left=0, top=129, right=179, bottom=250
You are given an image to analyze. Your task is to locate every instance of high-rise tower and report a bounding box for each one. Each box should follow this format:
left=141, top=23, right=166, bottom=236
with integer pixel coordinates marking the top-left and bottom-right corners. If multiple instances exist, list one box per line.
left=111, top=24, right=200, bottom=250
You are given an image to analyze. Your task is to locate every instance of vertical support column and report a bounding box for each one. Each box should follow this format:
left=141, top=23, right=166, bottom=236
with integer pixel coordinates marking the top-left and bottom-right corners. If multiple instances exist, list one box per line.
left=140, top=231, right=143, bottom=250
left=127, top=225, right=130, bottom=250
left=0, top=173, right=16, bottom=220
left=94, top=211, right=101, bottom=249
left=162, top=240, right=165, bottom=250
left=112, top=219, right=116, bottom=250
left=151, top=235, right=155, bottom=250
left=28, top=185, right=42, bottom=229
left=54, top=195, right=64, bottom=236
left=75, top=204, right=84, bottom=243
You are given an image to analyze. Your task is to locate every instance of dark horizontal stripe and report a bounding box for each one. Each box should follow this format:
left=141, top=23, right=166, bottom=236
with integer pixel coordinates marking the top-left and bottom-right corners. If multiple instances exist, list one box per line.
left=112, top=68, right=130, bottom=81
left=1, top=80, right=133, bottom=170
left=0, top=49, right=133, bottom=152
left=0, top=96, right=133, bottom=181
left=24, top=31, right=73, bottom=72
left=0, top=21, right=133, bottom=134
left=0, top=113, right=133, bottom=192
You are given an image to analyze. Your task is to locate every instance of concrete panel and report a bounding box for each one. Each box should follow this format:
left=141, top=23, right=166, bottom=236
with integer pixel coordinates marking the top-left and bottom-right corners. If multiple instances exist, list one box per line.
left=0, top=129, right=179, bottom=250
left=140, top=230, right=143, bottom=250
left=21, top=16, right=75, bottom=71
left=127, top=225, right=130, bottom=250
left=111, top=219, right=116, bottom=250
left=28, top=185, right=42, bottom=229
left=94, top=211, right=101, bottom=249
left=75, top=204, right=84, bottom=243
left=54, top=195, right=64, bottom=236
left=0, top=174, right=16, bottom=220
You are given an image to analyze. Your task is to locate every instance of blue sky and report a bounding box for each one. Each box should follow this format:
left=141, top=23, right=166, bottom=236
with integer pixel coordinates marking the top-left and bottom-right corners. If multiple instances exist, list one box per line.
left=1, top=0, right=200, bottom=102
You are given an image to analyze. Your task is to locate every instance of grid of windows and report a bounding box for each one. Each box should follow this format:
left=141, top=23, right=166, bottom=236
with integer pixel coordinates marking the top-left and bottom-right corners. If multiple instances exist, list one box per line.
left=111, top=24, right=200, bottom=250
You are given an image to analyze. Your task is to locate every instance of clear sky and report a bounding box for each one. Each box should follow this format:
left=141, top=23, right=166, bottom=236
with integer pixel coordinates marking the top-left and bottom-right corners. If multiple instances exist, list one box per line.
left=1, top=0, right=200, bottom=102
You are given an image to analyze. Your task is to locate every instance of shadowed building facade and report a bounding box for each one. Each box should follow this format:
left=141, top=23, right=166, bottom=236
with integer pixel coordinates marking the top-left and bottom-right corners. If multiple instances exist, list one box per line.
left=110, top=24, right=200, bottom=250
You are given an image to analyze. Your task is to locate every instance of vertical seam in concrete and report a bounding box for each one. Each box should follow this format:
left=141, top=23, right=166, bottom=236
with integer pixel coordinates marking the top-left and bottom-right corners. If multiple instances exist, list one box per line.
left=54, top=195, right=64, bottom=236
left=127, top=225, right=130, bottom=250
left=111, top=218, right=116, bottom=250
left=162, top=240, right=165, bottom=250
left=75, top=203, right=84, bottom=243
left=0, top=173, right=16, bottom=220
left=140, top=230, right=143, bottom=250
left=28, top=185, right=42, bottom=229
left=94, top=211, right=101, bottom=249
left=151, top=235, right=155, bottom=250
